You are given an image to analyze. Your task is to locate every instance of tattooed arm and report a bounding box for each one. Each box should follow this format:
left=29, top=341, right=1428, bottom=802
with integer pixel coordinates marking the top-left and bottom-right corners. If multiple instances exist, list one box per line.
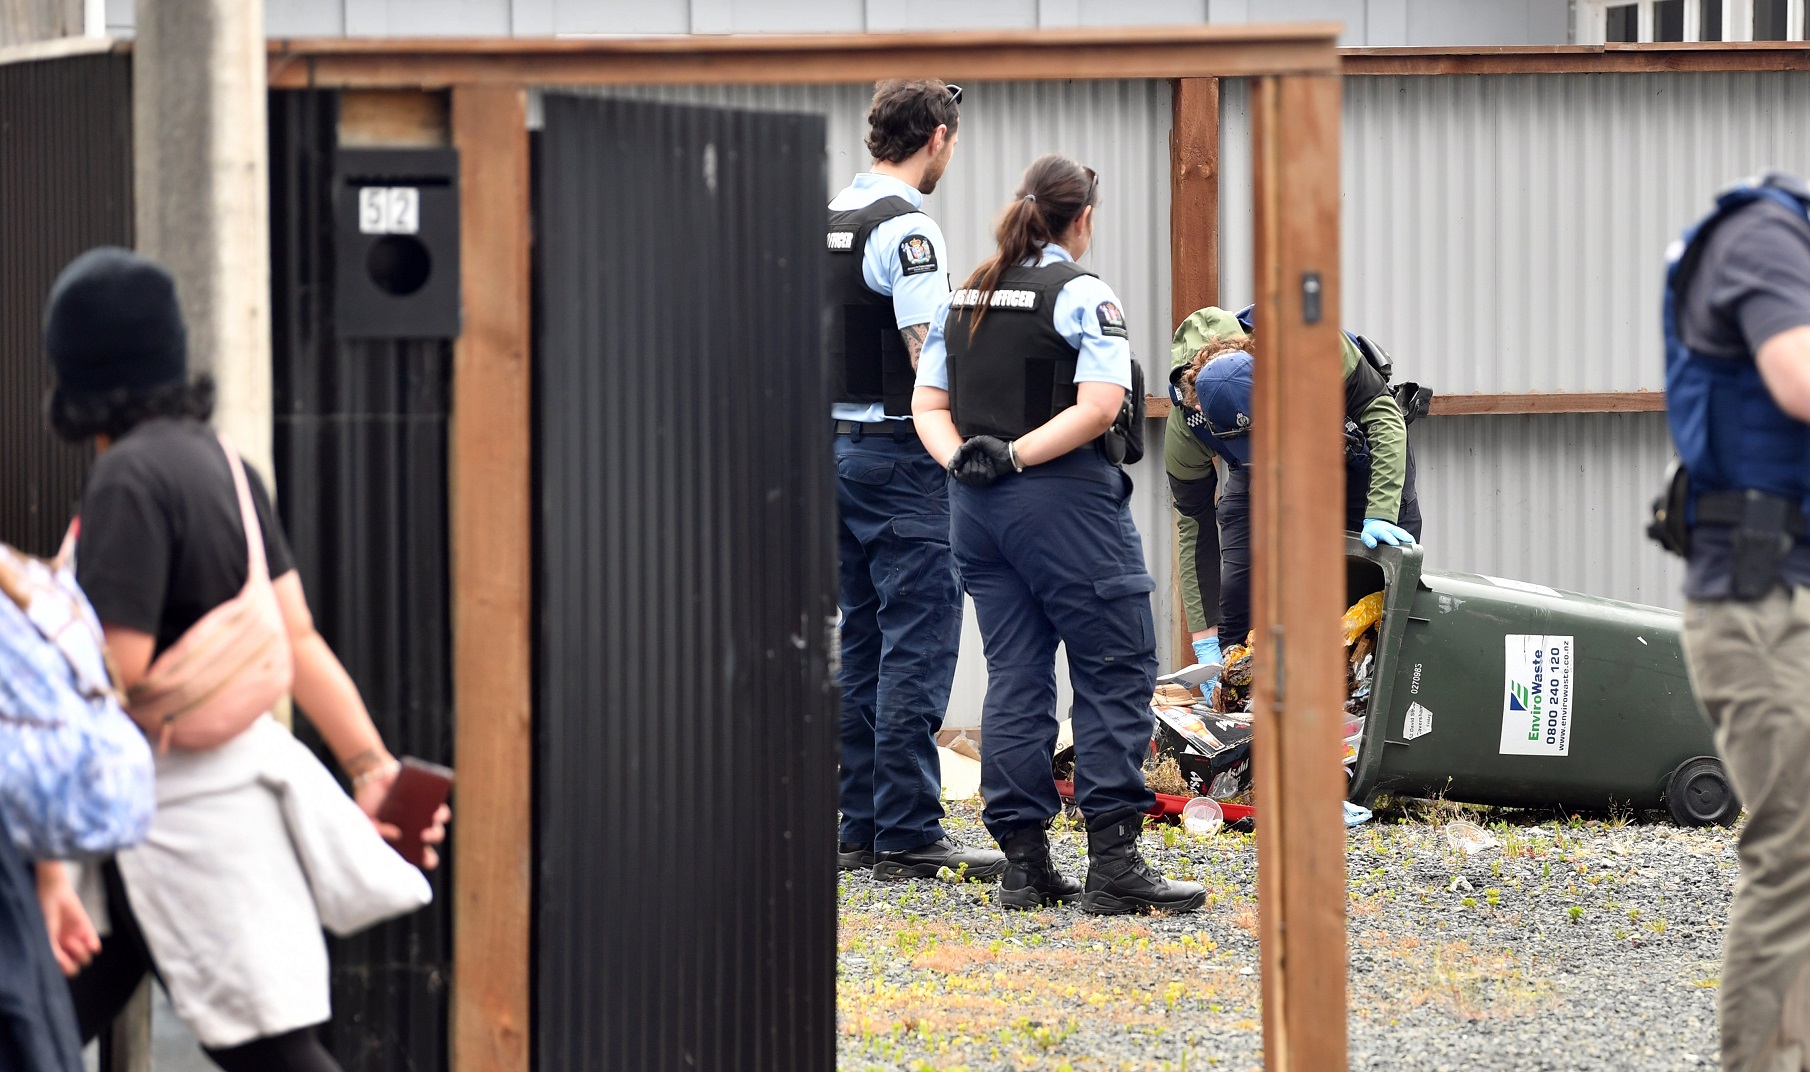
left=901, top=323, right=930, bottom=370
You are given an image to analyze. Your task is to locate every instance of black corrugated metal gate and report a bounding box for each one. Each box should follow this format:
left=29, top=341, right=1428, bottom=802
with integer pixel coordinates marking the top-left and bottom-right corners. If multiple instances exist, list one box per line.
left=269, top=90, right=455, bottom=1072
left=0, top=53, right=132, bottom=555
left=534, top=95, right=836, bottom=1072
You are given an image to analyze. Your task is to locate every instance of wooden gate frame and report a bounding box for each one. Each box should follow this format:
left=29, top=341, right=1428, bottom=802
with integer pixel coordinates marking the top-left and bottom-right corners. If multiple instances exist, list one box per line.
left=268, top=26, right=1349, bottom=1072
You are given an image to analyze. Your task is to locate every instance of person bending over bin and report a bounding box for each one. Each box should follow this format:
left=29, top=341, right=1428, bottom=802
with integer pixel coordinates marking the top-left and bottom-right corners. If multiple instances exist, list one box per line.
left=1165, top=306, right=1426, bottom=673
left=1656, top=171, right=1810, bottom=1072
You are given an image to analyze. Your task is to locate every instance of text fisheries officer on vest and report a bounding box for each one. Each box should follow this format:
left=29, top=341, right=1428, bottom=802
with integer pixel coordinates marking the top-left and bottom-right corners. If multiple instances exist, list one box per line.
left=914, top=155, right=1205, bottom=916
left=1660, top=171, right=1810, bottom=1072
left=828, top=80, right=1007, bottom=882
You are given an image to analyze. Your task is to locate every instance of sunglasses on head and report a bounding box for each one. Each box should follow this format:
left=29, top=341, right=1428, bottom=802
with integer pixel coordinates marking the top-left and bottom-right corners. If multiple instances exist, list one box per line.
left=945, top=84, right=963, bottom=106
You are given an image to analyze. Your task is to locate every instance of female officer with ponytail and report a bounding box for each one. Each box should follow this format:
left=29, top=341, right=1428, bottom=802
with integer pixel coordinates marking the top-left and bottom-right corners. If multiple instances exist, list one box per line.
left=913, top=155, right=1204, bottom=916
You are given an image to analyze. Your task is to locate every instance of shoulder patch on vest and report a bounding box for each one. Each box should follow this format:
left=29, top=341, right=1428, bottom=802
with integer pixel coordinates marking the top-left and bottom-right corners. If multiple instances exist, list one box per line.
left=898, top=234, right=938, bottom=276
left=1096, top=301, right=1129, bottom=339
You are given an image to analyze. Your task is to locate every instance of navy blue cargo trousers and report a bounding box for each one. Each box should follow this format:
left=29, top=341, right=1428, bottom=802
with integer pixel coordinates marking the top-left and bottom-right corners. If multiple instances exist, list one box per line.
left=951, top=446, right=1158, bottom=840
left=835, top=427, right=964, bottom=853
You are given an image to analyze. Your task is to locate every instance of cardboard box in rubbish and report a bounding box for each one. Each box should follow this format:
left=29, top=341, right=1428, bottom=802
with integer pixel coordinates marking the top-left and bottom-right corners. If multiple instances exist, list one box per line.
left=1151, top=706, right=1253, bottom=800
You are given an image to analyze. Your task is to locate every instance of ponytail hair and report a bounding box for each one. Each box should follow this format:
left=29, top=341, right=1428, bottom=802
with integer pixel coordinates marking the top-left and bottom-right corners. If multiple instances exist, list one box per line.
left=960, top=154, right=1098, bottom=338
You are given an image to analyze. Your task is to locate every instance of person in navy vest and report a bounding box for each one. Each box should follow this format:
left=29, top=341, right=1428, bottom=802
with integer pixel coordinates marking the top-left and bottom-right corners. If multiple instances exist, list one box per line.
left=914, top=155, right=1204, bottom=915
left=828, top=81, right=1005, bottom=882
left=1661, top=171, right=1810, bottom=1072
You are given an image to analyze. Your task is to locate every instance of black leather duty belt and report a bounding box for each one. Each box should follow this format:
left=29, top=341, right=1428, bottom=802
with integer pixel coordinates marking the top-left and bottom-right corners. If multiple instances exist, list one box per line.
left=1696, top=490, right=1810, bottom=538
left=834, top=420, right=915, bottom=436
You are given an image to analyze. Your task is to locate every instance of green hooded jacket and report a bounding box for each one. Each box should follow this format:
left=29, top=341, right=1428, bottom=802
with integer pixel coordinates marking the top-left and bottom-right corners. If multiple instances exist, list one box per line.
left=1165, top=306, right=1409, bottom=634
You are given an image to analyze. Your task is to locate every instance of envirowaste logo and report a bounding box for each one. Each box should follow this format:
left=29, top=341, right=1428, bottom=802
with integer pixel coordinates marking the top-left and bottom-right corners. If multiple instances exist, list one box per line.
left=1498, top=635, right=1574, bottom=757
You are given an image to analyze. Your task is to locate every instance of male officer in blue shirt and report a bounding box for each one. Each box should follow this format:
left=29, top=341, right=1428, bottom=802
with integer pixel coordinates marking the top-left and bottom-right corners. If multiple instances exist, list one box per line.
left=829, top=80, right=1005, bottom=881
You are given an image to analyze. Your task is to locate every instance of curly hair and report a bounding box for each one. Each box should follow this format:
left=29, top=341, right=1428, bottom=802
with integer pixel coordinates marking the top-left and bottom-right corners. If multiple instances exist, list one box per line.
left=1177, top=333, right=1256, bottom=411
left=865, top=80, right=960, bottom=164
left=47, top=374, right=217, bottom=443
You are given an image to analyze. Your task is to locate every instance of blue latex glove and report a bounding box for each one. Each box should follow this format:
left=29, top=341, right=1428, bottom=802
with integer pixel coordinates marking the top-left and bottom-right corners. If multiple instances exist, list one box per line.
left=1360, top=518, right=1415, bottom=549
left=1191, top=635, right=1221, bottom=669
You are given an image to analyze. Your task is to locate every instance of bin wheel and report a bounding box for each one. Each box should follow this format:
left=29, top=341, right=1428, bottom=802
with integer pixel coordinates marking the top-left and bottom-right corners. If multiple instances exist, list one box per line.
left=1666, top=756, right=1739, bottom=827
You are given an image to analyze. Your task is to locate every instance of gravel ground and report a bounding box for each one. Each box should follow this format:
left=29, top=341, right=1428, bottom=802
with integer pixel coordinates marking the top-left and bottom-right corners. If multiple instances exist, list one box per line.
left=837, top=800, right=1739, bottom=1072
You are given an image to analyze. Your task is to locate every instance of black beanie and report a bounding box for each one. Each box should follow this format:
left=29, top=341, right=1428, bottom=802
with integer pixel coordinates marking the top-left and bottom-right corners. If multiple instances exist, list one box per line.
left=44, top=247, right=188, bottom=396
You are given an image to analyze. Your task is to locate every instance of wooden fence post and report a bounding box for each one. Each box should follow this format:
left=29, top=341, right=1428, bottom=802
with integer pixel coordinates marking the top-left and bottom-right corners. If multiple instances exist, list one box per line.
left=1169, top=75, right=1220, bottom=662
left=449, top=84, right=533, bottom=1072
left=1249, top=71, right=1349, bottom=1072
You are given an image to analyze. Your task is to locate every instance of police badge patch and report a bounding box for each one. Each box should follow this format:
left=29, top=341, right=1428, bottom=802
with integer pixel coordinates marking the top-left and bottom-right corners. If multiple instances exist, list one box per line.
left=898, top=234, right=938, bottom=276
left=1096, top=301, right=1129, bottom=339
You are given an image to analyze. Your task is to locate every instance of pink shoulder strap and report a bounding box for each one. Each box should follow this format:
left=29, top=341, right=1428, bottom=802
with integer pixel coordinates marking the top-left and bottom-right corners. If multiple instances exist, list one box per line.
left=216, top=433, right=270, bottom=587
left=54, top=518, right=79, bottom=570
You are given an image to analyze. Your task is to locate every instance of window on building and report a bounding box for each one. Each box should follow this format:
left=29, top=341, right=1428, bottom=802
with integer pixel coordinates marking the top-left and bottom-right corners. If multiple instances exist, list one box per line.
left=1654, top=0, right=1687, bottom=38
left=1581, top=0, right=1806, bottom=42
left=1606, top=3, right=1640, bottom=39
left=1756, top=0, right=1789, bottom=37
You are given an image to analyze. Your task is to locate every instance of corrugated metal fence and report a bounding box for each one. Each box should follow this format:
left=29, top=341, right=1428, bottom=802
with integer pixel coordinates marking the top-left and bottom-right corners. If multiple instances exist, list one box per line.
left=0, top=52, right=131, bottom=556
left=534, top=95, right=836, bottom=1072
left=1218, top=72, right=1810, bottom=609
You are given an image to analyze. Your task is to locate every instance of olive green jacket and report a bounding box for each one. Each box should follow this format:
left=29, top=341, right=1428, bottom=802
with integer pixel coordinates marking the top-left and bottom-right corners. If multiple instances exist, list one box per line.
left=1166, top=307, right=1409, bottom=633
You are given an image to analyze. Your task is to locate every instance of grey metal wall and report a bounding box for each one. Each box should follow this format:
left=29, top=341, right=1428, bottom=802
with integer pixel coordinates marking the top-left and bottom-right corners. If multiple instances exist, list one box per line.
left=1410, top=413, right=1684, bottom=608
left=541, top=80, right=1181, bottom=727
left=268, top=89, right=455, bottom=1072
left=1218, top=71, right=1810, bottom=608
left=0, top=51, right=129, bottom=557
left=113, top=0, right=1570, bottom=44
left=534, top=94, right=835, bottom=1072
left=1223, top=72, right=1810, bottom=394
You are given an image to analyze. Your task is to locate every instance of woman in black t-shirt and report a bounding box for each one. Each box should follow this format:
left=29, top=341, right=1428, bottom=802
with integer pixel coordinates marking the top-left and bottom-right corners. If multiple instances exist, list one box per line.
left=32, top=249, right=446, bottom=1072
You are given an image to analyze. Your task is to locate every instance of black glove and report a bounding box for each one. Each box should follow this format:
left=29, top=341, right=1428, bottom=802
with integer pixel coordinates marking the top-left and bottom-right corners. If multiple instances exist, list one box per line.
left=948, top=436, right=1018, bottom=488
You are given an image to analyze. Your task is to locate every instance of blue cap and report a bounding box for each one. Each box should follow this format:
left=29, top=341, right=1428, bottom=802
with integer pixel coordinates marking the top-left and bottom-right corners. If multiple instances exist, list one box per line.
left=1192, top=352, right=1254, bottom=465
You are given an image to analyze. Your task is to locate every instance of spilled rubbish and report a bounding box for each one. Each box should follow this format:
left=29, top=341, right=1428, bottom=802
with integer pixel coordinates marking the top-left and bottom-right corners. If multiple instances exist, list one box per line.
left=1202, top=593, right=1386, bottom=785
left=1444, top=820, right=1499, bottom=856
left=1181, top=797, right=1224, bottom=836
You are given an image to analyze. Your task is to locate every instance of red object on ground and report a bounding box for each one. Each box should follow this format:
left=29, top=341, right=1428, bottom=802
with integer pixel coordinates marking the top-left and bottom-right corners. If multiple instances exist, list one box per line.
left=1053, top=780, right=1253, bottom=824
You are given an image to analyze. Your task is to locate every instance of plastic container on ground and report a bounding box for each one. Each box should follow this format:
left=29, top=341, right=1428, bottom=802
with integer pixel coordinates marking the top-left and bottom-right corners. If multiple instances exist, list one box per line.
left=1343, top=535, right=1736, bottom=825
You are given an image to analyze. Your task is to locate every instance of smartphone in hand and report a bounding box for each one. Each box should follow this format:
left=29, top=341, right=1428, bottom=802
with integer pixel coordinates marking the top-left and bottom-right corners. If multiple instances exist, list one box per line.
left=377, top=757, right=454, bottom=868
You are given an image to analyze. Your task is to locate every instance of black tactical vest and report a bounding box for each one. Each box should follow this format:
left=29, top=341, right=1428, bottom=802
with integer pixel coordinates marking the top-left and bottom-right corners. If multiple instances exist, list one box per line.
left=945, top=261, right=1096, bottom=439
left=826, top=196, right=920, bottom=417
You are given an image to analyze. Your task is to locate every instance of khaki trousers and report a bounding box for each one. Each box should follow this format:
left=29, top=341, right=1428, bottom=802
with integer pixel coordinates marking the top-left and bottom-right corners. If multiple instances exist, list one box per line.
left=1683, top=590, right=1810, bottom=1072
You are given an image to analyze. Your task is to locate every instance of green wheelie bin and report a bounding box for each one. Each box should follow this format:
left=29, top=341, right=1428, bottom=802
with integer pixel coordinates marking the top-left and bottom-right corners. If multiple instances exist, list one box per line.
left=1342, top=535, right=1737, bottom=825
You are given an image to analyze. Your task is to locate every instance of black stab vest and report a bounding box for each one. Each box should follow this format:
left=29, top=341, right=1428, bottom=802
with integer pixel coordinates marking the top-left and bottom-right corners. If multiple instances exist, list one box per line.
left=826, top=196, right=920, bottom=417
left=945, top=261, right=1095, bottom=439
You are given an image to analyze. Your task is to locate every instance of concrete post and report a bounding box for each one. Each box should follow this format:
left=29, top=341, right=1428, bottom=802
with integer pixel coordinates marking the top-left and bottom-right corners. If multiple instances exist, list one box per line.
left=133, top=0, right=273, bottom=480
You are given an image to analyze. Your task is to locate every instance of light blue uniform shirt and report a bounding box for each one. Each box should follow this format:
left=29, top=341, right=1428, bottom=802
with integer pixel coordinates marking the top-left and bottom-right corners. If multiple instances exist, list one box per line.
left=917, top=243, right=1133, bottom=394
left=828, top=173, right=951, bottom=424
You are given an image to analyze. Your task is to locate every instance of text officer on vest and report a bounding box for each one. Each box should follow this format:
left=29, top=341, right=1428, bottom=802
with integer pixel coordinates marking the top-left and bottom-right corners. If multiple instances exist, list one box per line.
left=829, top=81, right=1007, bottom=882
left=1659, top=171, right=1810, bottom=1072
left=914, top=155, right=1205, bottom=915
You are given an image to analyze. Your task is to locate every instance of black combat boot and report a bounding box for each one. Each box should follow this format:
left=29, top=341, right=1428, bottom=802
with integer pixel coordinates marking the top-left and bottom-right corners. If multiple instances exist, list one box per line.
left=996, top=826, right=1082, bottom=910
left=873, top=835, right=1008, bottom=881
left=837, top=842, right=876, bottom=871
left=1081, top=809, right=1207, bottom=916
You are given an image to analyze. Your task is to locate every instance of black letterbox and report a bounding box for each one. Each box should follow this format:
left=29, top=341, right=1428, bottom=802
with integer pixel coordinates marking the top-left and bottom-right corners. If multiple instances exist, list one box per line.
left=334, top=148, right=460, bottom=338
